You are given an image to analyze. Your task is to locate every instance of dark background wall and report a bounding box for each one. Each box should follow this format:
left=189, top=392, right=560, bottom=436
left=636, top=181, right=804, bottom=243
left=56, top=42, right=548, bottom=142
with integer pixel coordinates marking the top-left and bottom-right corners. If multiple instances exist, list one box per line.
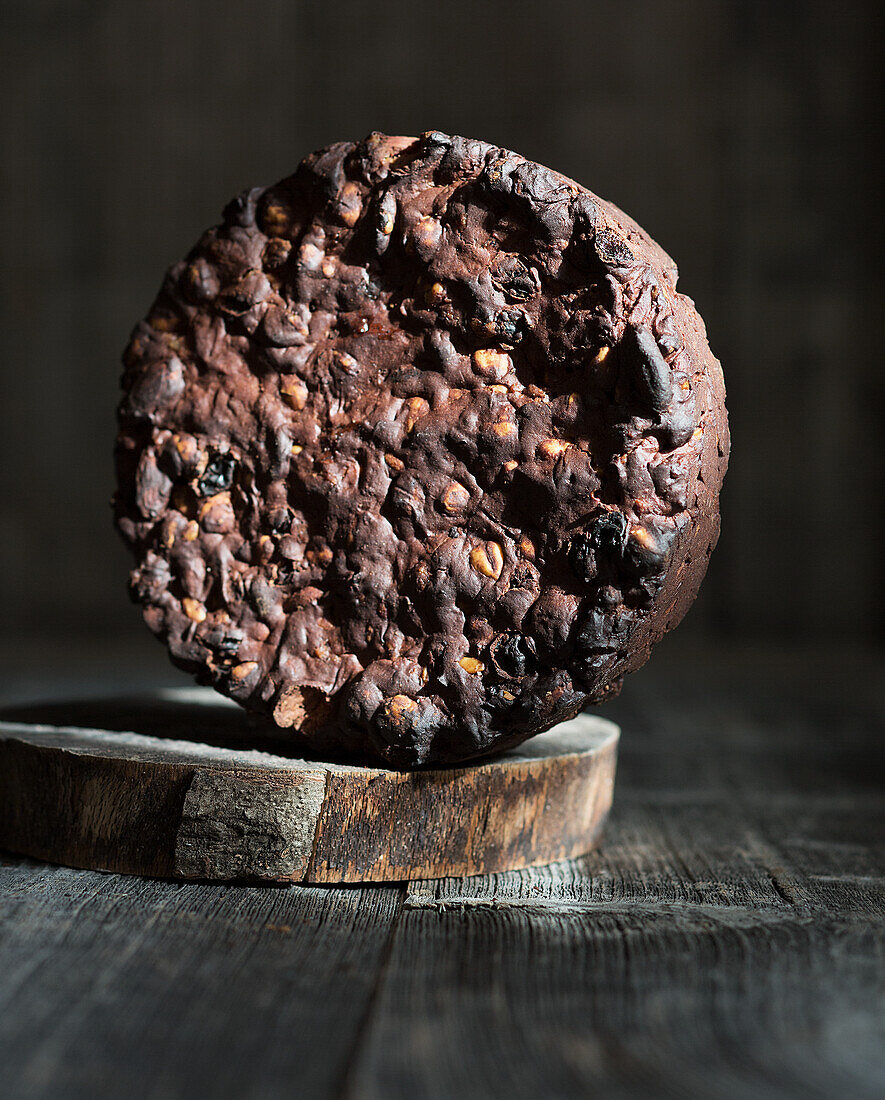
left=1, top=0, right=881, bottom=663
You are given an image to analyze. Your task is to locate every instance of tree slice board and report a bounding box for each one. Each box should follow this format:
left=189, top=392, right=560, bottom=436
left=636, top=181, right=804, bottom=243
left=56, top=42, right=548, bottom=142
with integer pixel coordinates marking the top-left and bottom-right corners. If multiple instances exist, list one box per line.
left=0, top=689, right=619, bottom=883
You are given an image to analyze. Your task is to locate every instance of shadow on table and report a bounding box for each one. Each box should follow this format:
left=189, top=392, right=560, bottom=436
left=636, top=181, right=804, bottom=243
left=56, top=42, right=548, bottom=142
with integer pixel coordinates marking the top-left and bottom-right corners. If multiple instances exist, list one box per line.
left=0, top=691, right=295, bottom=756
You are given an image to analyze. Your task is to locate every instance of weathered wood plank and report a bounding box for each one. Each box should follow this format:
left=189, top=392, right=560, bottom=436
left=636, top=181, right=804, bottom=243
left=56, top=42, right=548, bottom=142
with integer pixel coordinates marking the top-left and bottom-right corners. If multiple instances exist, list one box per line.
left=0, top=857, right=403, bottom=1100
left=344, top=896, right=883, bottom=1100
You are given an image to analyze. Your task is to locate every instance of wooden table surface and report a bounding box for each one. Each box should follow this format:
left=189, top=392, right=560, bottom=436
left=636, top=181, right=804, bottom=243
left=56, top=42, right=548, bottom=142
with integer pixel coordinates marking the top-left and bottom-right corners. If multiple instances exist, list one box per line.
left=1, top=645, right=883, bottom=1099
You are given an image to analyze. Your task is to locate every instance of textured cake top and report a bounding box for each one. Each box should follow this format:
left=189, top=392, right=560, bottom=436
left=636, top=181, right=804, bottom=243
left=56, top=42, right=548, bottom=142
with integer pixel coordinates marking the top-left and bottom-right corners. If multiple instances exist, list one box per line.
left=116, top=132, right=728, bottom=766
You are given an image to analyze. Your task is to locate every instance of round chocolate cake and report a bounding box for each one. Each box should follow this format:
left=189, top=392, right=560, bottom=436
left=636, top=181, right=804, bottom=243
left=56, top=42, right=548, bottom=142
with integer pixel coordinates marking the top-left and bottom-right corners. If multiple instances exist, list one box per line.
left=115, top=132, right=729, bottom=767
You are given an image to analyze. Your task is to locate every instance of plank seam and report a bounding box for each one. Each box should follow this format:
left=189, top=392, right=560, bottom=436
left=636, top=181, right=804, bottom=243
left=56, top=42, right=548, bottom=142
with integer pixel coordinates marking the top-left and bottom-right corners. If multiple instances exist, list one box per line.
left=333, top=885, right=408, bottom=1100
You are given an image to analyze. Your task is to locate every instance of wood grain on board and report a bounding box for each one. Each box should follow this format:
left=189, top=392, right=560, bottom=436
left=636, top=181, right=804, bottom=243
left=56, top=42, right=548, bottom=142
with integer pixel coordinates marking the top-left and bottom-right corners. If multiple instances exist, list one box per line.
left=0, top=692, right=618, bottom=883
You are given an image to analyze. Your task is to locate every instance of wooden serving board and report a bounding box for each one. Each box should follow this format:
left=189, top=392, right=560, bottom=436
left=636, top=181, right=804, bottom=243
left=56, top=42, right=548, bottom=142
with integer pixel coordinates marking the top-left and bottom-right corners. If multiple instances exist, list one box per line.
left=0, top=689, right=619, bottom=883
